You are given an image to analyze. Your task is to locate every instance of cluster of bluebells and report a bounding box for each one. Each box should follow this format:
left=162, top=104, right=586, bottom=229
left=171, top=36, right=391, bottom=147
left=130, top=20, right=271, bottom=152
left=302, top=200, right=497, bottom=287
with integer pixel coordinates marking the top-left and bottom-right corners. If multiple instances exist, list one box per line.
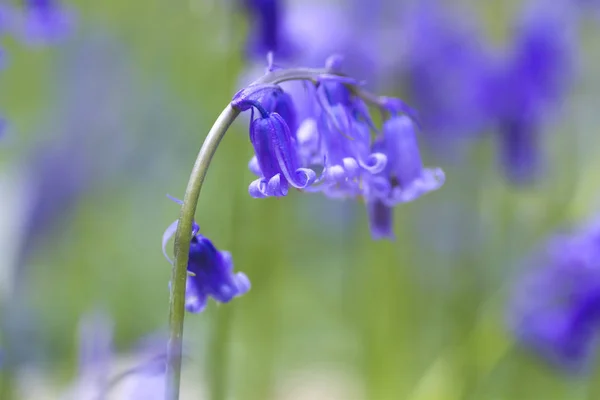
left=232, top=57, right=445, bottom=239
left=239, top=0, right=585, bottom=184
left=0, top=0, right=73, bottom=135
left=510, top=218, right=600, bottom=371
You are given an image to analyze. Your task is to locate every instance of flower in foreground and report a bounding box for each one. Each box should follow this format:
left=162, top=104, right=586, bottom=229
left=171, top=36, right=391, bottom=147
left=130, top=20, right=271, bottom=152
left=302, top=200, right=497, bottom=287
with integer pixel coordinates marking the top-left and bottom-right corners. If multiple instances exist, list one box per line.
left=365, top=114, right=445, bottom=239
left=163, top=210, right=250, bottom=313
left=509, top=218, right=600, bottom=370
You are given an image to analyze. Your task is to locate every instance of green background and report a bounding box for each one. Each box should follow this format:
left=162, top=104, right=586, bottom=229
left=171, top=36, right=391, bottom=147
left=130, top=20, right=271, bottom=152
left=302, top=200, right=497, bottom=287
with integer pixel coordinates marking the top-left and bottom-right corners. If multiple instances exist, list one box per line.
left=1, top=0, right=600, bottom=398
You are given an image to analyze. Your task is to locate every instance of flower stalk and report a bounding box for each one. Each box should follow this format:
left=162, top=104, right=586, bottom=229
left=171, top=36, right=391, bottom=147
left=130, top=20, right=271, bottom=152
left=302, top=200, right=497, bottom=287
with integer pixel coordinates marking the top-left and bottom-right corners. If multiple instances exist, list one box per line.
left=165, top=104, right=240, bottom=400
left=164, top=62, right=437, bottom=398
left=164, top=66, right=373, bottom=399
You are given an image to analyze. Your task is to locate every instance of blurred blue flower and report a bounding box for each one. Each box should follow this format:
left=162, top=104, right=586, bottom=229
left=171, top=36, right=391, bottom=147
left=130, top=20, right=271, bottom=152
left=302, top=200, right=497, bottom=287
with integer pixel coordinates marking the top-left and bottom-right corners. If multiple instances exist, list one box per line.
left=242, top=0, right=293, bottom=59
left=366, top=199, right=394, bottom=240
left=63, top=312, right=113, bottom=398
left=163, top=217, right=250, bottom=313
left=401, top=1, right=495, bottom=146
left=240, top=0, right=402, bottom=86
left=63, top=312, right=169, bottom=399
left=20, top=0, right=73, bottom=45
left=510, top=219, right=600, bottom=370
left=0, top=0, right=73, bottom=137
left=492, top=2, right=575, bottom=183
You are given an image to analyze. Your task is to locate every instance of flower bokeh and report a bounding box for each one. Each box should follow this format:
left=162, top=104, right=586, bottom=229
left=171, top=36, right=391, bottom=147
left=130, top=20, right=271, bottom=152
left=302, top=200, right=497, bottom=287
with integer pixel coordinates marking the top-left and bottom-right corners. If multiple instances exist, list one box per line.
left=0, top=0, right=599, bottom=399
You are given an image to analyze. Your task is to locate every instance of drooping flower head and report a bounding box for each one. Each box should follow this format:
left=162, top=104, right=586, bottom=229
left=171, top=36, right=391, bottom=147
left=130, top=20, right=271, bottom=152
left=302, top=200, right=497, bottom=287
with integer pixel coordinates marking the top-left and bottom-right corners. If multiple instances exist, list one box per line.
left=510, top=218, right=600, bottom=370
left=163, top=203, right=250, bottom=313
left=232, top=56, right=445, bottom=239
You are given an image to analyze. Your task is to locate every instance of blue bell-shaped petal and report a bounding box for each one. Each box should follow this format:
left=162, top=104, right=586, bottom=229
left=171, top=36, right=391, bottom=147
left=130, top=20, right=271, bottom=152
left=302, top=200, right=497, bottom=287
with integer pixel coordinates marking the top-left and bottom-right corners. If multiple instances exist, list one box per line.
left=379, top=115, right=445, bottom=205
left=185, top=235, right=250, bottom=313
left=314, top=106, right=387, bottom=198
left=261, top=89, right=299, bottom=136
left=163, top=219, right=250, bottom=313
left=248, top=111, right=317, bottom=198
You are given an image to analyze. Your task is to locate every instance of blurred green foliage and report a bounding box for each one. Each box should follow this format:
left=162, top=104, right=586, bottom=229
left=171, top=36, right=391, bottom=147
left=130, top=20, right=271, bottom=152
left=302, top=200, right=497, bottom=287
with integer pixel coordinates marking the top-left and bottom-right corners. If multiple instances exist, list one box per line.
left=1, top=0, right=600, bottom=399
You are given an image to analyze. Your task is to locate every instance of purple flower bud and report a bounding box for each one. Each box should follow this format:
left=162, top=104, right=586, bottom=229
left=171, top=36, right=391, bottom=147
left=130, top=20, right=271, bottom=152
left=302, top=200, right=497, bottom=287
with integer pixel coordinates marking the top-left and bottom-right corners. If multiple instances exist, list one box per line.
left=249, top=111, right=317, bottom=198
left=163, top=219, right=250, bottom=313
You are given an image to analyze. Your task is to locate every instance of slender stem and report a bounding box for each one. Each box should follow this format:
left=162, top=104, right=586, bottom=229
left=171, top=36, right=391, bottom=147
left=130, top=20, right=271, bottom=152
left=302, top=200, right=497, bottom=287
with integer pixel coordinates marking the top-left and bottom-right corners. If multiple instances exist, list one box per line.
left=165, top=104, right=240, bottom=400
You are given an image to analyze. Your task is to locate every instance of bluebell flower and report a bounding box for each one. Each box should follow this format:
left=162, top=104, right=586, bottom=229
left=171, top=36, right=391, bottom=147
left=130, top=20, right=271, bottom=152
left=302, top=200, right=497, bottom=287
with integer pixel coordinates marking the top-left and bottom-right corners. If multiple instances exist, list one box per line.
left=364, top=115, right=445, bottom=239
left=377, top=115, right=445, bottom=204
left=234, top=57, right=445, bottom=240
left=163, top=217, right=250, bottom=313
left=242, top=0, right=293, bottom=59
left=20, top=0, right=73, bottom=45
left=233, top=87, right=320, bottom=197
left=401, top=1, right=495, bottom=146
left=249, top=111, right=318, bottom=197
left=493, top=1, right=575, bottom=182
left=510, top=219, right=600, bottom=370
left=313, top=109, right=386, bottom=199
left=260, top=88, right=298, bottom=137
left=292, top=69, right=388, bottom=199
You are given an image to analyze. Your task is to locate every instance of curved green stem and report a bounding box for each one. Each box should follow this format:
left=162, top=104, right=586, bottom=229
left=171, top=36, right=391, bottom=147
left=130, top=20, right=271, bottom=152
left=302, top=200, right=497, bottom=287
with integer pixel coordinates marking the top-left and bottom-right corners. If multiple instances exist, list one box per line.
left=165, top=104, right=240, bottom=400
left=164, top=66, right=390, bottom=400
